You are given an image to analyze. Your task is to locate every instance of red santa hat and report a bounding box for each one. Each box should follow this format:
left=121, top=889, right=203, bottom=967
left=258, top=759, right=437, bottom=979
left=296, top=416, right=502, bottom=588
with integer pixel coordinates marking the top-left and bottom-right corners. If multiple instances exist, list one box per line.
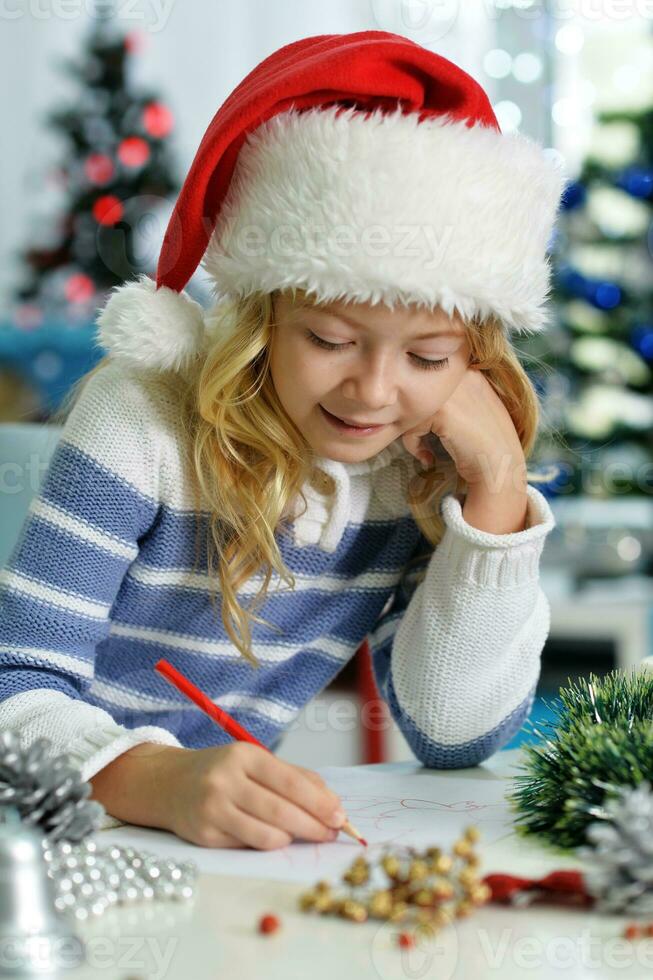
left=97, top=30, right=566, bottom=373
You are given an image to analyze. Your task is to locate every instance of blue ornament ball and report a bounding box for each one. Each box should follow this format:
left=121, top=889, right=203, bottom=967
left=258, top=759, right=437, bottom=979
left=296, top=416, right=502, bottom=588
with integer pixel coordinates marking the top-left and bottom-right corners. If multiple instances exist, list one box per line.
left=615, top=166, right=653, bottom=199
left=631, top=323, right=653, bottom=360
left=560, top=180, right=587, bottom=211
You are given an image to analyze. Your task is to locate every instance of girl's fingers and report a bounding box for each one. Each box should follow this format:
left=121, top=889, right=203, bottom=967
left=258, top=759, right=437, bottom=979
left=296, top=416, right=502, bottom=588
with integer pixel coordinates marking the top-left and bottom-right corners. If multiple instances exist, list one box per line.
left=238, top=776, right=340, bottom=844
left=295, top=765, right=326, bottom=787
left=245, top=747, right=343, bottom=830
left=173, top=820, right=244, bottom=850
left=217, top=801, right=294, bottom=851
left=402, top=435, right=433, bottom=468
left=401, top=432, right=420, bottom=458
left=212, top=830, right=247, bottom=849
left=402, top=426, right=434, bottom=464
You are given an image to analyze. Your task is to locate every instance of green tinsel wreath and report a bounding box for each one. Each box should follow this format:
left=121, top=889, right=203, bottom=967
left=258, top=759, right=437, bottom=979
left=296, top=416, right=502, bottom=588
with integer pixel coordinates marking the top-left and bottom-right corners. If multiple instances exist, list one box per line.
left=507, top=669, right=653, bottom=850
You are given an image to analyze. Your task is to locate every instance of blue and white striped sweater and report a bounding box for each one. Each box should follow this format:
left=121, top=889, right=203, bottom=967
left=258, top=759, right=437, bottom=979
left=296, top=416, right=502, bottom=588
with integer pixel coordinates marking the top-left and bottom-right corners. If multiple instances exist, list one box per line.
left=0, top=361, right=555, bottom=817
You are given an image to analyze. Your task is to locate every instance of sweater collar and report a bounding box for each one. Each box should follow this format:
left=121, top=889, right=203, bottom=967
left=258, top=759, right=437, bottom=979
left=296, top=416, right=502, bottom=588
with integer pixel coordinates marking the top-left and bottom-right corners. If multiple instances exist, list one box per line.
left=294, top=438, right=416, bottom=553
left=314, top=435, right=409, bottom=478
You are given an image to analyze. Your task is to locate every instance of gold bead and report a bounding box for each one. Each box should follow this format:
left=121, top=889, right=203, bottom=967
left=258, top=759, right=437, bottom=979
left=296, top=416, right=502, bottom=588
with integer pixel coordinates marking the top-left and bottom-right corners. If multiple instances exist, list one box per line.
left=464, top=826, right=481, bottom=843
left=425, top=846, right=442, bottom=859
left=453, top=839, right=474, bottom=858
left=368, top=890, right=393, bottom=918
left=455, top=899, right=474, bottom=918
left=413, top=888, right=435, bottom=907
left=392, top=883, right=411, bottom=902
left=465, top=854, right=481, bottom=869
left=315, top=880, right=331, bottom=893
left=432, top=855, right=453, bottom=874
left=432, top=878, right=454, bottom=899
left=408, top=859, right=429, bottom=881
left=342, top=899, right=368, bottom=922
left=344, top=856, right=369, bottom=875
left=471, top=883, right=492, bottom=905
left=298, top=892, right=316, bottom=912
left=314, top=894, right=334, bottom=913
left=457, top=868, right=479, bottom=889
left=389, top=901, right=409, bottom=921
left=343, top=869, right=368, bottom=886
left=381, top=855, right=401, bottom=878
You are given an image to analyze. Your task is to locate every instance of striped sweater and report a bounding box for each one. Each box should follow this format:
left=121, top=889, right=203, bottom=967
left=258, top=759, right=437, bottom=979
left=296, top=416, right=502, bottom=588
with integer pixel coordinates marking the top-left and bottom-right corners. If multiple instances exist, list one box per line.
left=0, top=360, right=556, bottom=829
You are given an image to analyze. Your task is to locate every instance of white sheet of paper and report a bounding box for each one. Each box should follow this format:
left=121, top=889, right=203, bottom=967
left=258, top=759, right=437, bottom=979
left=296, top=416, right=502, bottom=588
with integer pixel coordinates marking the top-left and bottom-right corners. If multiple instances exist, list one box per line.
left=98, top=760, right=519, bottom=884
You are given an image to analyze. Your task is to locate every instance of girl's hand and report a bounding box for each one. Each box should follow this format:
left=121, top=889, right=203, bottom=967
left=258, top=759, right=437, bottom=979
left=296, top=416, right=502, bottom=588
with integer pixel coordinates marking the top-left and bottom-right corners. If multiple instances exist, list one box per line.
left=164, top=741, right=346, bottom=850
left=401, top=367, right=527, bottom=489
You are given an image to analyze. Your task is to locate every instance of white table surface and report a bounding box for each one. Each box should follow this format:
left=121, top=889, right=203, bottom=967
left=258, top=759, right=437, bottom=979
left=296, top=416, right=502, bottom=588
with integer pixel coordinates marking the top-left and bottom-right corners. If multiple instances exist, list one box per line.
left=63, top=749, right=651, bottom=980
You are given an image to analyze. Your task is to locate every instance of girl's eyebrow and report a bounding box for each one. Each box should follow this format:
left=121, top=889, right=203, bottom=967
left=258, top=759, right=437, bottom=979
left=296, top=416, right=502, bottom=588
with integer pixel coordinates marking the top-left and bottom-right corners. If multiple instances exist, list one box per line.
left=313, top=306, right=462, bottom=339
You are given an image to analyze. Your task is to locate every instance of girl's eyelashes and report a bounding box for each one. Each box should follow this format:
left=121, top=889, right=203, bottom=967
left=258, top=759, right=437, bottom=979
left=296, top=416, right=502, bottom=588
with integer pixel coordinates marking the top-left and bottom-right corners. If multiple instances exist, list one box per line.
left=305, top=330, right=450, bottom=372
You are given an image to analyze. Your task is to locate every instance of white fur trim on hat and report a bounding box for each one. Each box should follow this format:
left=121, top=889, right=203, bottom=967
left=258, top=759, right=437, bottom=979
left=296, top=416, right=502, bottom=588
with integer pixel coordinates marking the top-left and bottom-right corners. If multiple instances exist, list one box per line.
left=95, top=273, right=206, bottom=372
left=201, top=105, right=567, bottom=335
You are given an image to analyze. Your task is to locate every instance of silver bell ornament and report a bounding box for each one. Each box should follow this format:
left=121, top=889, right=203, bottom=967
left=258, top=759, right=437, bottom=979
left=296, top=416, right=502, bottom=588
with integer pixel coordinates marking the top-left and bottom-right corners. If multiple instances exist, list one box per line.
left=0, top=731, right=197, bottom=930
left=0, top=807, right=84, bottom=976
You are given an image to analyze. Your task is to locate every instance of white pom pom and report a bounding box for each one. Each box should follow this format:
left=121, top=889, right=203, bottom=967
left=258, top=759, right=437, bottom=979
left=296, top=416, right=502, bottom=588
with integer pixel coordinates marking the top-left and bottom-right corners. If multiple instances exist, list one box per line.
left=95, top=273, right=206, bottom=373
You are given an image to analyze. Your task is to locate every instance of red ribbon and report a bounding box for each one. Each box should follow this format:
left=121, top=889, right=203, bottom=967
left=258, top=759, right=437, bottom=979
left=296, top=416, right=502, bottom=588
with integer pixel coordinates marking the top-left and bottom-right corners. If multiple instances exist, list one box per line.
left=482, top=870, right=594, bottom=908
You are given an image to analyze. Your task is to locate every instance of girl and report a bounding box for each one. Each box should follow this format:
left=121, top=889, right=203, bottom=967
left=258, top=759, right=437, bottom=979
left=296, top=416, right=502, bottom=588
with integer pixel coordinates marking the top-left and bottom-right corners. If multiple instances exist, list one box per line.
left=0, top=31, right=565, bottom=850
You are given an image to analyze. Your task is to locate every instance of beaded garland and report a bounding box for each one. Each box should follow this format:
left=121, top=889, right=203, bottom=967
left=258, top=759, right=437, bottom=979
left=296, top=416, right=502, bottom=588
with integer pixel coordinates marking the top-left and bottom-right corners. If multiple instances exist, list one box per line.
left=42, top=836, right=198, bottom=922
left=297, top=825, right=490, bottom=937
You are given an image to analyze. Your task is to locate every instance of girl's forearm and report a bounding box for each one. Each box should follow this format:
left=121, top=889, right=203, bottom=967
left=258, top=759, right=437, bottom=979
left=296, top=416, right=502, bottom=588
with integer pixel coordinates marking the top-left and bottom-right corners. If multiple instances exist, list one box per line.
left=462, top=483, right=529, bottom=534
left=89, top=742, right=191, bottom=830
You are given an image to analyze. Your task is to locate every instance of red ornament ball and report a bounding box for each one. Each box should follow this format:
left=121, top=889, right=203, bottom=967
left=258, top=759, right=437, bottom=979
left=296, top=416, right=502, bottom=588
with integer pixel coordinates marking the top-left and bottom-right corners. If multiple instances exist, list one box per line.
left=85, top=153, right=114, bottom=186
left=65, top=273, right=95, bottom=304
left=397, top=932, right=414, bottom=948
left=118, top=136, right=150, bottom=168
left=258, top=913, right=280, bottom=935
left=92, top=195, right=124, bottom=226
left=143, top=102, right=174, bottom=139
left=623, top=923, right=642, bottom=940
left=124, top=31, right=146, bottom=54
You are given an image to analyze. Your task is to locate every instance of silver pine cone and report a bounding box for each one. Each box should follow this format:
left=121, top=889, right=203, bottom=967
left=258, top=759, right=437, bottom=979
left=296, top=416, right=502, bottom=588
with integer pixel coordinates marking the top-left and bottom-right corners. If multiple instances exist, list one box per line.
left=577, top=780, right=653, bottom=916
left=0, top=730, right=105, bottom=842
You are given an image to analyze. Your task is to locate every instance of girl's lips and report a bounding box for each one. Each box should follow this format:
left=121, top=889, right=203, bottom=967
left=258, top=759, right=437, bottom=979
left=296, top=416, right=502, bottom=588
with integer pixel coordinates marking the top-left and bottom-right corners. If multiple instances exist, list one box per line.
left=338, top=414, right=380, bottom=426
left=319, top=405, right=386, bottom=435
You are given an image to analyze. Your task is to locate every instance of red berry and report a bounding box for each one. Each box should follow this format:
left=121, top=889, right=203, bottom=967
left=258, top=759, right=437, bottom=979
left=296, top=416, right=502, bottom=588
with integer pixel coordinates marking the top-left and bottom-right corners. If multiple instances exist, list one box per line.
left=258, top=913, right=280, bottom=935
left=397, top=932, right=414, bottom=948
left=623, top=923, right=641, bottom=940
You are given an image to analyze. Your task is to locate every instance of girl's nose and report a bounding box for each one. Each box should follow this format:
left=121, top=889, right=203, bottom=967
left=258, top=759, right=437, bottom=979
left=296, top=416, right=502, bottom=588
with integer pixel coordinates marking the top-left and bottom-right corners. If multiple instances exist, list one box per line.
left=342, top=355, right=397, bottom=410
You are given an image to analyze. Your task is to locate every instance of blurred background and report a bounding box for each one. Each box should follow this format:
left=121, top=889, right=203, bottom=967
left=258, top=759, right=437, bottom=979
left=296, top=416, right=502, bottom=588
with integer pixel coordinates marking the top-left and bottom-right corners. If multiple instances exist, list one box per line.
left=1, top=0, right=652, bottom=766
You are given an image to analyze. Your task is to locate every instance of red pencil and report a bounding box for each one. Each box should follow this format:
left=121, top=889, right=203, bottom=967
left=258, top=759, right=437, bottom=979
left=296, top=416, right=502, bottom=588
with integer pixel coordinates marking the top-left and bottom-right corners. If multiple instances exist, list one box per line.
left=155, top=657, right=268, bottom=750
left=154, top=658, right=366, bottom=846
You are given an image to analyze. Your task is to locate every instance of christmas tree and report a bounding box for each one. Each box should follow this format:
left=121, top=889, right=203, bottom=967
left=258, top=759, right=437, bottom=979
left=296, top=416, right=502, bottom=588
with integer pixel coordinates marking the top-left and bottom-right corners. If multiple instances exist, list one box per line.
left=11, top=5, right=179, bottom=331
left=522, top=100, right=653, bottom=500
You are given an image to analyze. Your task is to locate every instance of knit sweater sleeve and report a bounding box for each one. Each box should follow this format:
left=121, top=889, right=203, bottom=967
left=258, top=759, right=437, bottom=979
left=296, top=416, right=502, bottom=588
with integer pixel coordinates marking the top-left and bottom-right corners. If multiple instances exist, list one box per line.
left=0, top=362, right=183, bottom=829
left=367, top=483, right=556, bottom=769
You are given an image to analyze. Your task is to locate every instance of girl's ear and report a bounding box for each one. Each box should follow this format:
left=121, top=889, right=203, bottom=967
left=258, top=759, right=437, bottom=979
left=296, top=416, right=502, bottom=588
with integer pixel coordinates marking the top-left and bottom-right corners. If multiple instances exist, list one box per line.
left=96, top=273, right=206, bottom=374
